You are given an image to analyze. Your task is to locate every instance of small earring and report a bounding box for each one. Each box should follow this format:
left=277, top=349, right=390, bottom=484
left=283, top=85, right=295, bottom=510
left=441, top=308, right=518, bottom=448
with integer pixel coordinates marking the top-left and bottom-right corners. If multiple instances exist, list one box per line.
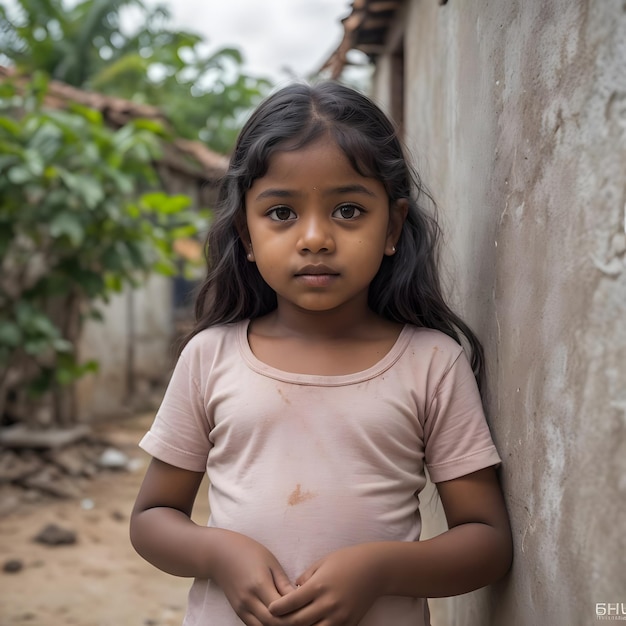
left=391, top=246, right=396, bottom=253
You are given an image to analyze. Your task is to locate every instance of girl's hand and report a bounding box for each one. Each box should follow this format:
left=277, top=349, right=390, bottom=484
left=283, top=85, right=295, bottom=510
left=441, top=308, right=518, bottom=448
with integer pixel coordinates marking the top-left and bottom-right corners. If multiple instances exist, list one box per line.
left=211, top=532, right=296, bottom=626
left=131, top=459, right=297, bottom=625
left=268, top=544, right=384, bottom=626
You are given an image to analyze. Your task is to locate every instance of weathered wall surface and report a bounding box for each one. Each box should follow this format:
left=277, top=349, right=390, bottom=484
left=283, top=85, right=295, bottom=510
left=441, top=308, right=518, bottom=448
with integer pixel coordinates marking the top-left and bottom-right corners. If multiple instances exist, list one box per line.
left=373, top=1, right=626, bottom=624
left=75, top=274, right=173, bottom=421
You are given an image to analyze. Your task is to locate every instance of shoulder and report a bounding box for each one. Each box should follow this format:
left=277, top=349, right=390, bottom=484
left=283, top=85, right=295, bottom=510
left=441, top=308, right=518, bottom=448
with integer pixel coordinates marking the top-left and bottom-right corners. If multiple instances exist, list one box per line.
left=398, top=325, right=474, bottom=392
left=402, top=325, right=464, bottom=364
left=179, top=320, right=248, bottom=369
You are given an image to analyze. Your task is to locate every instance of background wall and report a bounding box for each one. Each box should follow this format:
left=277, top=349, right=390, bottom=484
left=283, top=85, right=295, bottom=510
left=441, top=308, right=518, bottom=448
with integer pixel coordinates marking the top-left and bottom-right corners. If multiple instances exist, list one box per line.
left=373, top=1, right=626, bottom=624
left=76, top=274, right=174, bottom=421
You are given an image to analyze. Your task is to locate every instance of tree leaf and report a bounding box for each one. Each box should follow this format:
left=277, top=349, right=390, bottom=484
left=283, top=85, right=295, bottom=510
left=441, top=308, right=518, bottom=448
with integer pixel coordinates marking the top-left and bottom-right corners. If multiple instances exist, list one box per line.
left=49, top=212, right=85, bottom=246
left=0, top=322, right=22, bottom=347
left=8, top=165, right=33, bottom=184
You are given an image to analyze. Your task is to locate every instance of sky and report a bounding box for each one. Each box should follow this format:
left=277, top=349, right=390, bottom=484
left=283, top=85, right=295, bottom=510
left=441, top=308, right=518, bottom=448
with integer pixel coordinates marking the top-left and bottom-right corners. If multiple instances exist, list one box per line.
left=136, top=0, right=355, bottom=84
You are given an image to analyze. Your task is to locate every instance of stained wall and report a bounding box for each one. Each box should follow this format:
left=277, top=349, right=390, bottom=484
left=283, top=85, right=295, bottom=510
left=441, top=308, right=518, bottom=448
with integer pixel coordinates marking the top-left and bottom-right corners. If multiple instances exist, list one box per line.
left=75, top=275, right=174, bottom=420
left=372, top=1, right=626, bottom=623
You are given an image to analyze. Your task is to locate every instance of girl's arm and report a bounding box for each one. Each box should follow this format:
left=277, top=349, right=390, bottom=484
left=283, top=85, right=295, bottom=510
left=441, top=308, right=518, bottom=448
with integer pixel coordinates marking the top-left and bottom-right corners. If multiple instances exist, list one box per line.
left=130, top=458, right=295, bottom=625
left=269, top=467, right=512, bottom=624
left=130, top=457, right=206, bottom=577
left=380, top=465, right=512, bottom=596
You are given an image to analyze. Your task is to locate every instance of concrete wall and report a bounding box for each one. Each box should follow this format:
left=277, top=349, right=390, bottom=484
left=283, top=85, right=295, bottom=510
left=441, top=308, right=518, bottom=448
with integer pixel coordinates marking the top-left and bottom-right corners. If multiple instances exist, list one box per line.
left=75, top=274, right=174, bottom=421
left=372, top=1, right=626, bottom=624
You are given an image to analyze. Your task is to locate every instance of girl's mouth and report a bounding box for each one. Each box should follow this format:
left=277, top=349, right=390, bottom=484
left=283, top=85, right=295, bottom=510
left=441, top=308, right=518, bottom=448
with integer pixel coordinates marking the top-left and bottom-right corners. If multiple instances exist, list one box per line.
left=294, top=264, right=340, bottom=287
left=295, top=264, right=339, bottom=276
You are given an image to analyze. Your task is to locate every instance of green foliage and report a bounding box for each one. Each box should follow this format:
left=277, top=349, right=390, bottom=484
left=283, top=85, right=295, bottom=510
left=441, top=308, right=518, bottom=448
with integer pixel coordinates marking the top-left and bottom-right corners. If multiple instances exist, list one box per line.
left=0, top=0, right=272, bottom=153
left=0, top=76, right=207, bottom=407
left=0, top=0, right=262, bottom=423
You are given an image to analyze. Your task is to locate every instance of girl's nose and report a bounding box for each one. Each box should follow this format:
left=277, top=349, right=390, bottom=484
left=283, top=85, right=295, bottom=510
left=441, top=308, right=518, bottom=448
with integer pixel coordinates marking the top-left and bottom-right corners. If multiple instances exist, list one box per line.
left=298, top=215, right=335, bottom=254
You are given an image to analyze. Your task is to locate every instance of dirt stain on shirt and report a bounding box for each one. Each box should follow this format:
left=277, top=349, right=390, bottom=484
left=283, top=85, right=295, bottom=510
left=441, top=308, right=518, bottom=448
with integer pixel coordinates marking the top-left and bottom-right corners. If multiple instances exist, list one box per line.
left=287, top=483, right=317, bottom=506
left=277, top=388, right=291, bottom=405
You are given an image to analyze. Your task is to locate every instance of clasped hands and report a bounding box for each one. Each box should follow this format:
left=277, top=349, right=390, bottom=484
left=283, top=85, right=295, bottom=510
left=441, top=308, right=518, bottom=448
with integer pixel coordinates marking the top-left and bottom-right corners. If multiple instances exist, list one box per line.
left=212, top=533, right=385, bottom=626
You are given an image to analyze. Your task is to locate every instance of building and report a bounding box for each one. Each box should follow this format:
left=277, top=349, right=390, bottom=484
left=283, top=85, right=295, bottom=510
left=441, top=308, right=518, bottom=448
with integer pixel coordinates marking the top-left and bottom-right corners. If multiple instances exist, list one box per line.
left=324, top=1, right=626, bottom=624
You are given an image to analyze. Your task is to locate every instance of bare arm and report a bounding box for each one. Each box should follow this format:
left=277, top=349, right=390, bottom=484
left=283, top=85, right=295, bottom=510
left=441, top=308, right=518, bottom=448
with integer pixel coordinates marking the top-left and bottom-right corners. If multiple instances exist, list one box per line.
left=130, top=457, right=208, bottom=577
left=375, top=466, right=513, bottom=597
left=269, top=467, right=512, bottom=623
left=130, top=458, right=295, bottom=625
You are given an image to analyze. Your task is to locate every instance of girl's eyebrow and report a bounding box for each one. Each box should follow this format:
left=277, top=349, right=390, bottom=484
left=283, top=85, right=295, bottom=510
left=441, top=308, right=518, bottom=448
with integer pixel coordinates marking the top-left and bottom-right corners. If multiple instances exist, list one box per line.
left=254, top=184, right=377, bottom=201
left=331, top=184, right=377, bottom=197
left=254, top=188, right=296, bottom=200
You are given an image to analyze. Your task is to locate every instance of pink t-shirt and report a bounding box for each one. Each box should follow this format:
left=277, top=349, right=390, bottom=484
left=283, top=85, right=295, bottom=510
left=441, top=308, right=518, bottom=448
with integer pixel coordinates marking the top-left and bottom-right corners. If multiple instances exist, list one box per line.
left=140, top=320, right=501, bottom=626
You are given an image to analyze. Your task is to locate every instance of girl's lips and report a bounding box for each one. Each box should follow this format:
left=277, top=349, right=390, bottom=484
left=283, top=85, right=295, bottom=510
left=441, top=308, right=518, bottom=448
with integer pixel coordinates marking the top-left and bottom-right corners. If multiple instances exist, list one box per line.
left=295, top=273, right=339, bottom=287
left=294, top=265, right=340, bottom=287
left=294, top=264, right=339, bottom=276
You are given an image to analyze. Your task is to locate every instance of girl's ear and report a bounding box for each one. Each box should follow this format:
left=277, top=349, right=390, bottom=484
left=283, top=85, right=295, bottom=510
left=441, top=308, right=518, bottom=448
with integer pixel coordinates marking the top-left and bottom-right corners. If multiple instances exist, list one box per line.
left=235, top=211, right=256, bottom=262
left=385, top=198, right=409, bottom=256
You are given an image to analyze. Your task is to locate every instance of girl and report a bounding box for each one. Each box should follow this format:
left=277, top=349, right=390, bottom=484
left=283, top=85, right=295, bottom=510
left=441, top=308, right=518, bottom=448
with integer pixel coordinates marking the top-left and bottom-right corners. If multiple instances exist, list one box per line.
left=130, top=82, right=512, bottom=626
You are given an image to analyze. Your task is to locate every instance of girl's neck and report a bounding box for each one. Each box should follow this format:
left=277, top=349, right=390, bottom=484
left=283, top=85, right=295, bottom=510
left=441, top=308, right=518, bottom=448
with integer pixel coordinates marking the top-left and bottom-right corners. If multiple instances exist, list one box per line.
left=247, top=304, right=405, bottom=376
left=253, top=300, right=394, bottom=342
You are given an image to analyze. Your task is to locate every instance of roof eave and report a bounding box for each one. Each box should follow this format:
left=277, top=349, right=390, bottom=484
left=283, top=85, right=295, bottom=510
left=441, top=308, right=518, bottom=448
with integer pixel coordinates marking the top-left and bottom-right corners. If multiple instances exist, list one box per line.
left=319, top=0, right=403, bottom=80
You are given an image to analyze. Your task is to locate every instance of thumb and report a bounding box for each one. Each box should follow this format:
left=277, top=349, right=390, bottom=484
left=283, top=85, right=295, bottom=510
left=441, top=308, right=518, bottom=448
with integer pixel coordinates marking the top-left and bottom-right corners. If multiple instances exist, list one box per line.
left=295, top=561, right=318, bottom=587
left=271, top=565, right=296, bottom=596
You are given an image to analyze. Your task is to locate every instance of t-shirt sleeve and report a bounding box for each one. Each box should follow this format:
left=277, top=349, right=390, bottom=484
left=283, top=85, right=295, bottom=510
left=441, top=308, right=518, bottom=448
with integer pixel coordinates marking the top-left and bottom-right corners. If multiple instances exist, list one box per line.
left=424, top=349, right=501, bottom=483
left=139, top=353, right=211, bottom=472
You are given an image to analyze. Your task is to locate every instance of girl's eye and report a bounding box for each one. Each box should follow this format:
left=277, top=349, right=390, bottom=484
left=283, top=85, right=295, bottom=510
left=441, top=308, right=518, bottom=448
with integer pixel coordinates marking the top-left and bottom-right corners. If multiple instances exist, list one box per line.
left=268, top=206, right=296, bottom=221
left=333, top=204, right=362, bottom=220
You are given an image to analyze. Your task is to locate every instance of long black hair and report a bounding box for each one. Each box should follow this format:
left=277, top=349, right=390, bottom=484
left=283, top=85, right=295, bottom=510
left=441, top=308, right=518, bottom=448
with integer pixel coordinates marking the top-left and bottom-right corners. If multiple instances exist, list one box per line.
left=184, top=81, right=485, bottom=386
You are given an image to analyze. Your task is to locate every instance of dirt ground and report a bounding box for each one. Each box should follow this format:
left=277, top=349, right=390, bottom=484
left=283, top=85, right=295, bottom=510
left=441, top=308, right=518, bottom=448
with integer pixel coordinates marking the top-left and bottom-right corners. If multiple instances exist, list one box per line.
left=0, top=413, right=209, bottom=626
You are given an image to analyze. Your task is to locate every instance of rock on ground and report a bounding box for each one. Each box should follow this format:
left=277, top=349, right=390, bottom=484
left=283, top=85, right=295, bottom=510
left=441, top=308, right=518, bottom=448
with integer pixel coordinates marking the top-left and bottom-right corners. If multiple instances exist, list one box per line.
left=0, top=413, right=210, bottom=626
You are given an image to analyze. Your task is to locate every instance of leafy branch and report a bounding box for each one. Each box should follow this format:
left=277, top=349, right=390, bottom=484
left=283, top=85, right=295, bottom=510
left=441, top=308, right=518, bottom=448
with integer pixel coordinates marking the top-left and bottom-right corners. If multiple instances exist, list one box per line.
left=0, top=76, right=208, bottom=426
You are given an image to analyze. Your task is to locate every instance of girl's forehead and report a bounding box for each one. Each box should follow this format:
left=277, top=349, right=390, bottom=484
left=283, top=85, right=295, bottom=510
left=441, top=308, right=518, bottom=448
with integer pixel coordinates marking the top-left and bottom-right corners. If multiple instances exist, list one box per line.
left=247, top=136, right=387, bottom=199
left=263, top=136, right=359, bottom=178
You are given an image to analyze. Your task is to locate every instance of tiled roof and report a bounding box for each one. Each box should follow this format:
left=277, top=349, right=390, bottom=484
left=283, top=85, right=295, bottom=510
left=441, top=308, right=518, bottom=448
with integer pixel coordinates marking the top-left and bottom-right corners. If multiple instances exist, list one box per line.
left=0, top=66, right=228, bottom=181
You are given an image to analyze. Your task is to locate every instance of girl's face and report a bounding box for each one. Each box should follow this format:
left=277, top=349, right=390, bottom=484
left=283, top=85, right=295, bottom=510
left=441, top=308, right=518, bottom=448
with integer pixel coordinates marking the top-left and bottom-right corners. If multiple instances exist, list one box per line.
left=243, top=136, right=406, bottom=318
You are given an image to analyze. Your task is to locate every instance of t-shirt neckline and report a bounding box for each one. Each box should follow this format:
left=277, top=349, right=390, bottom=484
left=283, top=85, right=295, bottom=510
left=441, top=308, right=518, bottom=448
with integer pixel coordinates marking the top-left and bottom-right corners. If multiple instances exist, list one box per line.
left=237, top=319, right=412, bottom=386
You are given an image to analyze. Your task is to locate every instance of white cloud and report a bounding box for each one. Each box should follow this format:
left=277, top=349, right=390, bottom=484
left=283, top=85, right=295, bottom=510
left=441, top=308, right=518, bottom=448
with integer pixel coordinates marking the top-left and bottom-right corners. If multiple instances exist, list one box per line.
left=4, top=0, right=353, bottom=83
left=143, top=0, right=352, bottom=81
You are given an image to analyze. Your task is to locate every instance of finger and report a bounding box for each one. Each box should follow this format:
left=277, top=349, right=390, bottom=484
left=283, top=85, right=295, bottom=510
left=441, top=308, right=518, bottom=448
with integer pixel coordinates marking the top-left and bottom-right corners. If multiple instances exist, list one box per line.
left=248, top=566, right=290, bottom=609
left=239, top=597, right=286, bottom=626
left=268, top=585, right=312, bottom=616
left=231, top=575, right=288, bottom=624
left=242, top=610, right=289, bottom=626
left=271, top=596, right=329, bottom=626
left=271, top=564, right=297, bottom=596
left=295, top=562, right=318, bottom=587
left=238, top=613, right=264, bottom=626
